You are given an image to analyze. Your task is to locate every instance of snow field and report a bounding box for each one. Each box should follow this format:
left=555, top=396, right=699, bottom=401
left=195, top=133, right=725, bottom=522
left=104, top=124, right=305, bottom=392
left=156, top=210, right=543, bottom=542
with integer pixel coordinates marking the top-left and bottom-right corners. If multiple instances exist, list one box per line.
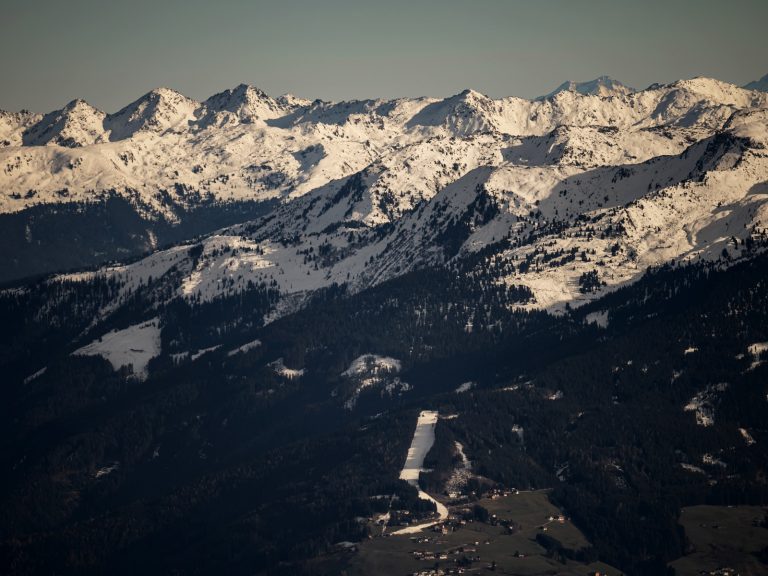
left=73, top=318, right=161, bottom=380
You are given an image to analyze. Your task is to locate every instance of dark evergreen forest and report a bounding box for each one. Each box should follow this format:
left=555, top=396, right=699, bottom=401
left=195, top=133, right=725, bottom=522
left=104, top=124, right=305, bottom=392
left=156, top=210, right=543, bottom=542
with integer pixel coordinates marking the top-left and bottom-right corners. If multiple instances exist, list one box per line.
left=1, top=251, right=767, bottom=575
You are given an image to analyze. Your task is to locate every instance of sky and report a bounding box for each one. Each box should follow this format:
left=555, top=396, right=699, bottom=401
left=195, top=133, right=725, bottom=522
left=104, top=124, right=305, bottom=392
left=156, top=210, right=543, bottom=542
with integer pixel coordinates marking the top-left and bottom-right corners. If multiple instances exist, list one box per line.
left=1, top=0, right=767, bottom=113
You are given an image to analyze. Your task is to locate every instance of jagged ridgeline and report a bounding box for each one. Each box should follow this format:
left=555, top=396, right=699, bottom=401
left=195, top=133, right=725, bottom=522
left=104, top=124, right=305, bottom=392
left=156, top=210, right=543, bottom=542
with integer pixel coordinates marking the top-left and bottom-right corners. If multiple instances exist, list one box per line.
left=1, top=77, right=767, bottom=294
left=2, top=76, right=768, bottom=575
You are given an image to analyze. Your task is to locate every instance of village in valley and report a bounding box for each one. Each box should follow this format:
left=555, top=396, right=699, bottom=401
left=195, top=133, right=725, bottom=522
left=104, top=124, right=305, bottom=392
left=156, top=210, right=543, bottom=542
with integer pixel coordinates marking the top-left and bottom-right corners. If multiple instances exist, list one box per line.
left=343, top=485, right=622, bottom=576
left=335, top=409, right=761, bottom=576
left=339, top=483, right=760, bottom=576
left=333, top=410, right=621, bottom=575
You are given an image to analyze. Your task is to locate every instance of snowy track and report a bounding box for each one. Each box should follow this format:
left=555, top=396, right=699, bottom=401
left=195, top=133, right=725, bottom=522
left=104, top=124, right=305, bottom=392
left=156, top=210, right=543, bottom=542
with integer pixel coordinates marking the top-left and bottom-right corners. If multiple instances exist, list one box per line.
left=392, top=410, right=449, bottom=535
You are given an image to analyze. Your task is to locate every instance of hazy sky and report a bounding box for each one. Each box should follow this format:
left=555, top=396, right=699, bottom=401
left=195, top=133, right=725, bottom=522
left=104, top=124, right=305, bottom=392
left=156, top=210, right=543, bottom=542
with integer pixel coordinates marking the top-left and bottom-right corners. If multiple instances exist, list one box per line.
left=2, top=0, right=767, bottom=112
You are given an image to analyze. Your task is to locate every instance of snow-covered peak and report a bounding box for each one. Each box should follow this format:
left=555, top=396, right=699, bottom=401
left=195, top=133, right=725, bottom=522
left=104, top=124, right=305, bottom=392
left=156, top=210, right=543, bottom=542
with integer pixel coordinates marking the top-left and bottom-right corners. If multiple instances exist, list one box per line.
left=106, top=87, right=199, bottom=140
left=202, top=83, right=299, bottom=124
left=644, top=77, right=768, bottom=129
left=744, top=73, right=768, bottom=92
left=457, top=88, right=489, bottom=101
left=407, top=88, right=499, bottom=136
left=23, top=98, right=107, bottom=147
left=664, top=77, right=746, bottom=98
left=3, top=74, right=768, bottom=223
left=537, top=76, right=635, bottom=100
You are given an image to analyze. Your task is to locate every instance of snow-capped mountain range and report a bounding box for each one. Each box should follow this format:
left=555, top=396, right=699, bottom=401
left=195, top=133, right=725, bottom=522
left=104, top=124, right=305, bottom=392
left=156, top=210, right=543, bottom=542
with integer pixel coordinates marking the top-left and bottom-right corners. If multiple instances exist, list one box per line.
left=4, top=75, right=768, bottom=315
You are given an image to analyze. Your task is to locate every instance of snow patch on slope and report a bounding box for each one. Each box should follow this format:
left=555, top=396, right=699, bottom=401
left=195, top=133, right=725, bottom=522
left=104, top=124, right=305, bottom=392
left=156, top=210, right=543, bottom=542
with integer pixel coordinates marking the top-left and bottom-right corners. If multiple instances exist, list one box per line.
left=227, top=339, right=262, bottom=357
left=23, top=367, right=47, bottom=385
left=455, top=381, right=476, bottom=393
left=343, top=354, right=402, bottom=377
left=684, top=383, right=729, bottom=427
left=747, top=341, right=768, bottom=370
left=739, top=427, right=756, bottom=446
left=73, top=318, right=161, bottom=380
left=269, top=358, right=304, bottom=379
left=341, top=354, right=408, bottom=409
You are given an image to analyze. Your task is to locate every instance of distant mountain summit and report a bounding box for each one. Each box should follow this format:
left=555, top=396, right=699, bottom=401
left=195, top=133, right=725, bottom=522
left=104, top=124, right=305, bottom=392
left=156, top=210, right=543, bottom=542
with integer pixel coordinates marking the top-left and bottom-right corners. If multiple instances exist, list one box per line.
left=105, top=87, right=199, bottom=140
left=536, top=76, right=635, bottom=100
left=22, top=99, right=107, bottom=147
left=406, top=88, right=499, bottom=136
left=744, top=73, right=768, bottom=92
left=202, top=83, right=303, bottom=125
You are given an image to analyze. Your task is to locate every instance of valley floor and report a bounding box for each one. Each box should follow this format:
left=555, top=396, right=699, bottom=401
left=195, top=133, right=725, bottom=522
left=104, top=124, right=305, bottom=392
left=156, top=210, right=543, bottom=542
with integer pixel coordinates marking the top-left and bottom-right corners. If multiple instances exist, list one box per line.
left=348, top=490, right=620, bottom=576
left=669, top=505, right=768, bottom=576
